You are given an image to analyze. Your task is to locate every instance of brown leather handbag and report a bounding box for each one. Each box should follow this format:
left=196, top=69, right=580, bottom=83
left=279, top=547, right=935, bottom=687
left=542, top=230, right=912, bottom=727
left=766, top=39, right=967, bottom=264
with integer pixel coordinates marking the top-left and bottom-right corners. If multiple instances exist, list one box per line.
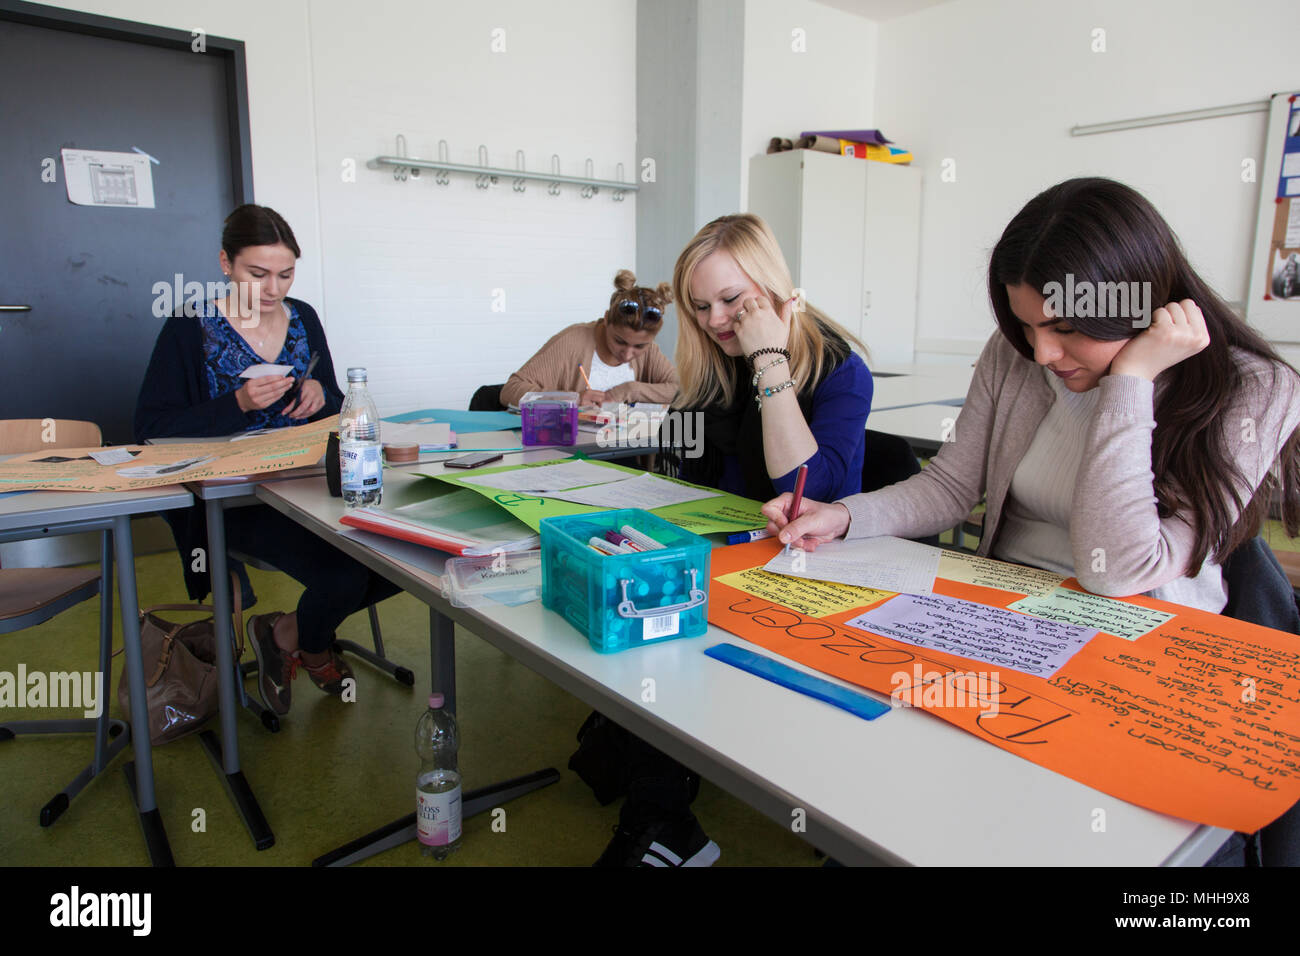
left=117, top=577, right=243, bottom=746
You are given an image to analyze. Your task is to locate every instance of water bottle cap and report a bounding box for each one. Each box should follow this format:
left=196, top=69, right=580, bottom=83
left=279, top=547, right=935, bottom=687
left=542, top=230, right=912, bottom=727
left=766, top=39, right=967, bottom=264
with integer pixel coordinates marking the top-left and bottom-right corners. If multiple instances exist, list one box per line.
left=429, top=693, right=444, bottom=709
left=346, top=367, right=368, bottom=383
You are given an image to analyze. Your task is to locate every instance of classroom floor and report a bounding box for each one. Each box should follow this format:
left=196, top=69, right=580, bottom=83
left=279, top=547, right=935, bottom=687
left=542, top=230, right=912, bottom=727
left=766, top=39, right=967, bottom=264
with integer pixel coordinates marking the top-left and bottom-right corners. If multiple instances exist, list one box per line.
left=0, top=547, right=821, bottom=867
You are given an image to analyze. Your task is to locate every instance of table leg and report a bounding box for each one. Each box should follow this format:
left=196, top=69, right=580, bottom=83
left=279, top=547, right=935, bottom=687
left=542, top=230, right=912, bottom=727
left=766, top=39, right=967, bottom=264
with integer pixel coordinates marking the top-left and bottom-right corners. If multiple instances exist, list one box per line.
left=204, top=498, right=274, bottom=850
left=430, top=606, right=456, bottom=709
left=113, top=515, right=174, bottom=867
left=311, top=608, right=558, bottom=866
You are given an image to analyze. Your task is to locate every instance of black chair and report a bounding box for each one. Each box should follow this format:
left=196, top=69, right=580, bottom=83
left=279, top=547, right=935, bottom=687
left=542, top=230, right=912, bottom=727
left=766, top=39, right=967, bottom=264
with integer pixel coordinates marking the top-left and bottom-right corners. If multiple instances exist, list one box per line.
left=861, top=429, right=938, bottom=546
left=469, top=383, right=505, bottom=411
left=1211, top=537, right=1300, bottom=867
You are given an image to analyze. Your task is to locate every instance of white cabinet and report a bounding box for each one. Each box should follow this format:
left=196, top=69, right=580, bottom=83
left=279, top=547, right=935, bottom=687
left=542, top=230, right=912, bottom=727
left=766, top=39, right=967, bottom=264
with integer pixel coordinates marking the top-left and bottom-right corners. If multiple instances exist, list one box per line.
left=748, top=149, right=921, bottom=366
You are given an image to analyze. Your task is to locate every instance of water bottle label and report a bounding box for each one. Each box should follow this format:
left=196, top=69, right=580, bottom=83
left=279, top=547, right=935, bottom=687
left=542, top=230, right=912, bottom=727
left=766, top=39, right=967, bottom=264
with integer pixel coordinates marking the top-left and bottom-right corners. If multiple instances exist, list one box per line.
left=341, top=443, right=382, bottom=492
left=416, top=784, right=462, bottom=846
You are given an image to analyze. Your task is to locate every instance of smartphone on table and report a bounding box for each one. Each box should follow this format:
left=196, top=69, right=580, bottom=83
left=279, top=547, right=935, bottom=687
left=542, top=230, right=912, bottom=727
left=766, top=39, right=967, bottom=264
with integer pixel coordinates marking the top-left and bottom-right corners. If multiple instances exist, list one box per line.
left=443, top=452, right=504, bottom=469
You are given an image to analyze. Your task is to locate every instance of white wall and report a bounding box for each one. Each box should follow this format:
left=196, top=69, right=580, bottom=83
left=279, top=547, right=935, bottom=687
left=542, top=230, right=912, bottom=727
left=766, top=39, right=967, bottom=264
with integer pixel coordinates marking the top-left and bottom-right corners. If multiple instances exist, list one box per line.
left=875, top=0, right=1300, bottom=357
left=740, top=0, right=878, bottom=209
left=48, top=0, right=637, bottom=415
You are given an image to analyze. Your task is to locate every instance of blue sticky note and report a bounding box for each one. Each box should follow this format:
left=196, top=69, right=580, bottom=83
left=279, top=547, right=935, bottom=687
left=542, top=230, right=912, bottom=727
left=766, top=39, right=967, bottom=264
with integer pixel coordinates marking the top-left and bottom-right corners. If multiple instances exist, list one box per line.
left=705, top=643, right=890, bottom=721
left=384, top=408, right=521, bottom=432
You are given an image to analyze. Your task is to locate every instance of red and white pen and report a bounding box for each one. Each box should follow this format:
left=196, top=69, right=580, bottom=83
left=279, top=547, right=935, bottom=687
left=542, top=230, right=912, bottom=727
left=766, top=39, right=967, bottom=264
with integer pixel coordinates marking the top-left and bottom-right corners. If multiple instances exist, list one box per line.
left=785, top=463, right=808, bottom=522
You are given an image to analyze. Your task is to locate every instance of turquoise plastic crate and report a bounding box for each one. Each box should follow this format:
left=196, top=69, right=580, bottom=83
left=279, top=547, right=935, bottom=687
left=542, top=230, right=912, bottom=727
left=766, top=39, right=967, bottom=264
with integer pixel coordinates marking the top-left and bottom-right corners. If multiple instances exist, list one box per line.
left=540, top=508, right=710, bottom=652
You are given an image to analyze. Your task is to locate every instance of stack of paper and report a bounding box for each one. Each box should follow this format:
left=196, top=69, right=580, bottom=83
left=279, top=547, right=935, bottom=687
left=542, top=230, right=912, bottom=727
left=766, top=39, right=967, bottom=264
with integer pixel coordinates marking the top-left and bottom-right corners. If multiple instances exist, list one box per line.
left=339, top=488, right=539, bottom=555
left=382, top=421, right=454, bottom=451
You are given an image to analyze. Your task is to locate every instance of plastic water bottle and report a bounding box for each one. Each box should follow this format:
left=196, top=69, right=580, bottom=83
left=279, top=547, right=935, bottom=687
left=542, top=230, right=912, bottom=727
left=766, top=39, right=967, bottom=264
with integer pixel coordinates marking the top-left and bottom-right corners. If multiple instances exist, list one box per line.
left=339, top=367, right=382, bottom=507
left=415, top=693, right=462, bottom=860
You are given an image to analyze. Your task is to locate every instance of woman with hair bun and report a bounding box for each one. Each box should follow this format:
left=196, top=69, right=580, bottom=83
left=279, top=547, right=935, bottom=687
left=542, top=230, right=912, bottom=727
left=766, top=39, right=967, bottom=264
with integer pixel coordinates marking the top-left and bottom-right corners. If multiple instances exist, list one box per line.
left=500, top=269, right=678, bottom=408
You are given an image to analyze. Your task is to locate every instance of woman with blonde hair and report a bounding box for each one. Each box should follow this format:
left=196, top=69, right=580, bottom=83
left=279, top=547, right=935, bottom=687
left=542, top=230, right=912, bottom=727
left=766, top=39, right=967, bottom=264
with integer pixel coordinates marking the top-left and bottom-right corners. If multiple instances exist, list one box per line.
left=573, top=214, right=872, bottom=867
left=669, top=213, right=872, bottom=501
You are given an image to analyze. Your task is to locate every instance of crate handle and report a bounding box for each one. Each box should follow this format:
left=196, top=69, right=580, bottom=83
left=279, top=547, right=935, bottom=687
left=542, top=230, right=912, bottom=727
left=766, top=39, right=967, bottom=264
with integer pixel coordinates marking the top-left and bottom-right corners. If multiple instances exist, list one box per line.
left=617, top=568, right=705, bottom=618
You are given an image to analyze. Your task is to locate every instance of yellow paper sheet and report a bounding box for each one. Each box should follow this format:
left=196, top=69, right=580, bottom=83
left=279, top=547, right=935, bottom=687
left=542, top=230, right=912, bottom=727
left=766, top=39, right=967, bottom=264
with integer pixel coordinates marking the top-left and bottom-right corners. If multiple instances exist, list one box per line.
left=716, top=567, right=894, bottom=618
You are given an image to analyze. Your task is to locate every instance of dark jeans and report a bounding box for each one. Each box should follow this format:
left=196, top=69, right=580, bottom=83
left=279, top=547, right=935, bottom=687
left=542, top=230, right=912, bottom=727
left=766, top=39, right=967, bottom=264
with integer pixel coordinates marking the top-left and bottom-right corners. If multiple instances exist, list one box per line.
left=224, top=504, right=399, bottom=653
left=570, top=712, right=699, bottom=826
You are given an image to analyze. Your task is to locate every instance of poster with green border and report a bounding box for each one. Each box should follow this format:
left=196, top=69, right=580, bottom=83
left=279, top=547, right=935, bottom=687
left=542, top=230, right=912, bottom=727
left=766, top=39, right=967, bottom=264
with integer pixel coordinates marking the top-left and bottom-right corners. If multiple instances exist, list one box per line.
left=414, top=458, right=766, bottom=534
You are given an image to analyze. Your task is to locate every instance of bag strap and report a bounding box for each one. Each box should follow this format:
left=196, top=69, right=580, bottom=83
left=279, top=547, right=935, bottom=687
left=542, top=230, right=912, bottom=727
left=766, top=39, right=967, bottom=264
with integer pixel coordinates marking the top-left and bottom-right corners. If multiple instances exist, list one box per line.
left=119, top=570, right=248, bottom=667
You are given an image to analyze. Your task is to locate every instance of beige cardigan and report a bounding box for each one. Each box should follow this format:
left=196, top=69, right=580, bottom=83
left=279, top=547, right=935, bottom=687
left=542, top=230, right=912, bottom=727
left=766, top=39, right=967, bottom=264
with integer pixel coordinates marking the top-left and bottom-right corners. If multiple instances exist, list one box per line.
left=500, top=321, right=678, bottom=408
left=841, top=332, right=1300, bottom=612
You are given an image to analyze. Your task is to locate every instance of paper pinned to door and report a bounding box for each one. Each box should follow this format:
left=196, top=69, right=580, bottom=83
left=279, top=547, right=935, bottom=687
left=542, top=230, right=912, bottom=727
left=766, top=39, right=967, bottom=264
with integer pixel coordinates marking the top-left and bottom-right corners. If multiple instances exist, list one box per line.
left=61, top=148, right=156, bottom=208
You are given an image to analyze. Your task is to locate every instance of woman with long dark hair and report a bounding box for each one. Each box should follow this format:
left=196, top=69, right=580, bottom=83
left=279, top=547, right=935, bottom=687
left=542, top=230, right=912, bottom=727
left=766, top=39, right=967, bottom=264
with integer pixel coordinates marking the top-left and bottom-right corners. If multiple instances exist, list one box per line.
left=768, top=177, right=1300, bottom=610
left=763, top=177, right=1300, bottom=864
left=136, top=204, right=398, bottom=718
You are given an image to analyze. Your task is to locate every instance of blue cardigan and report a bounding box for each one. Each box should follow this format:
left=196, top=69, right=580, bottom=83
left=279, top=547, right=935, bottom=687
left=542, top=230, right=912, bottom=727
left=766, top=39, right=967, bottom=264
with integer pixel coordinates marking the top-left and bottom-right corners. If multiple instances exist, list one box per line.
left=683, top=350, right=873, bottom=502
left=134, top=297, right=344, bottom=599
left=134, top=297, right=344, bottom=441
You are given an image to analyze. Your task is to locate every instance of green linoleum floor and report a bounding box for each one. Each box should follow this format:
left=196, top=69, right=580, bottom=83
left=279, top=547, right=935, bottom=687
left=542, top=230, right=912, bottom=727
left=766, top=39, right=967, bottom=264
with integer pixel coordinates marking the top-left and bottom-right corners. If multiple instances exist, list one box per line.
left=0, top=549, right=820, bottom=867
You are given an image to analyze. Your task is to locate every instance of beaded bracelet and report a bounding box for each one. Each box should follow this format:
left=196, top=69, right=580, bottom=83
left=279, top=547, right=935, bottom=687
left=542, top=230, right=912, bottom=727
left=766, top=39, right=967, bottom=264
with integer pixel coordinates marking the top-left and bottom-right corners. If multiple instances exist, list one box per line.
left=750, top=355, right=788, bottom=387
left=747, top=347, right=790, bottom=365
left=754, top=378, right=797, bottom=409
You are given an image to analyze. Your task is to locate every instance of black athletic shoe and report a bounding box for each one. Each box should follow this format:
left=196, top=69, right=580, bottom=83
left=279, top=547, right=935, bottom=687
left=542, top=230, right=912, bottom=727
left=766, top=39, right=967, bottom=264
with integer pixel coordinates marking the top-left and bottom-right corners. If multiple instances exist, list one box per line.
left=593, top=815, right=721, bottom=867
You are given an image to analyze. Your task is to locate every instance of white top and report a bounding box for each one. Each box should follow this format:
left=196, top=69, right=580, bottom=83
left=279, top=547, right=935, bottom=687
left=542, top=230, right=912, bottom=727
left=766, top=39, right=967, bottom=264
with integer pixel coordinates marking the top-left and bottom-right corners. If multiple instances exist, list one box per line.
left=994, top=368, right=1229, bottom=612
left=994, top=369, right=1098, bottom=575
left=587, top=349, right=635, bottom=392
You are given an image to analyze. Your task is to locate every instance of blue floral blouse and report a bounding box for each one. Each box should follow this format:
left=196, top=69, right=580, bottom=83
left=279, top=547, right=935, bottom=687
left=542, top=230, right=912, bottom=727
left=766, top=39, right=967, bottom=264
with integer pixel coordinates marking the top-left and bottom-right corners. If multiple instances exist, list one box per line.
left=200, top=300, right=312, bottom=431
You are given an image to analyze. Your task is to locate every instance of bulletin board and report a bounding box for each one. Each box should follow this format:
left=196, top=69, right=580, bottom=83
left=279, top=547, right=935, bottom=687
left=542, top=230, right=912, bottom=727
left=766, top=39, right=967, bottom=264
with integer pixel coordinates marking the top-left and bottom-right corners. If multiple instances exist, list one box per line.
left=1246, top=90, right=1300, bottom=343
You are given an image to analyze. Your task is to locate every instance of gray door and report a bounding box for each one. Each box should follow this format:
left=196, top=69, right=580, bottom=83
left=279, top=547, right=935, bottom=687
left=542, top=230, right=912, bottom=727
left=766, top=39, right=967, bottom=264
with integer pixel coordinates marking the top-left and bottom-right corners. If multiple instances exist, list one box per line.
left=0, top=4, right=251, bottom=443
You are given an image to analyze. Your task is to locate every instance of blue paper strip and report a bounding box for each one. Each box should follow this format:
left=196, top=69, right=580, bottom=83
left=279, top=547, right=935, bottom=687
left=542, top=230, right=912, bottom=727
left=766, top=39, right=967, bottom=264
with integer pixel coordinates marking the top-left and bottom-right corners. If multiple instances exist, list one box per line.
left=385, top=408, right=520, bottom=432
left=704, top=643, right=890, bottom=721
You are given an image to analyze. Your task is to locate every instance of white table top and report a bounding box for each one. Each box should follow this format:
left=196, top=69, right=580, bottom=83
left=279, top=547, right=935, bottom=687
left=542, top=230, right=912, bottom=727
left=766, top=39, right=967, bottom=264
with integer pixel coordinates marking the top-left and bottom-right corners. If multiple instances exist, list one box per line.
left=254, top=468, right=1225, bottom=866
left=0, top=484, right=192, bottom=532
left=867, top=403, right=969, bottom=454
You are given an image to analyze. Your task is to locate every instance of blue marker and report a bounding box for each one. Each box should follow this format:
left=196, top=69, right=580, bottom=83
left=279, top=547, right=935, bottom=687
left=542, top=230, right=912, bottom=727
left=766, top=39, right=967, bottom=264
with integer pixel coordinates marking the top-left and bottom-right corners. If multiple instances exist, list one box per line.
left=726, top=529, right=775, bottom=545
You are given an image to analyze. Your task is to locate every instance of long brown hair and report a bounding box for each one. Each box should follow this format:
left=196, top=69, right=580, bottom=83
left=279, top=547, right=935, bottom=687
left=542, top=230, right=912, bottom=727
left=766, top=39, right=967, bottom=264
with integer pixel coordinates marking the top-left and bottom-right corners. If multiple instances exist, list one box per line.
left=672, top=213, right=868, bottom=408
left=989, top=177, right=1300, bottom=573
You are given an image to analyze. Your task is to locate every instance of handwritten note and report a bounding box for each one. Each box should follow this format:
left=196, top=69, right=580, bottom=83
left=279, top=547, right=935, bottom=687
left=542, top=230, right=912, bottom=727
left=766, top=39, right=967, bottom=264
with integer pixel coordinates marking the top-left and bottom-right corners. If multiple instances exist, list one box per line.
left=938, top=550, right=1063, bottom=597
left=716, top=567, right=894, bottom=618
left=763, top=535, right=940, bottom=595
left=1010, top=587, right=1175, bottom=641
left=846, top=593, right=1097, bottom=677
left=708, top=539, right=1300, bottom=832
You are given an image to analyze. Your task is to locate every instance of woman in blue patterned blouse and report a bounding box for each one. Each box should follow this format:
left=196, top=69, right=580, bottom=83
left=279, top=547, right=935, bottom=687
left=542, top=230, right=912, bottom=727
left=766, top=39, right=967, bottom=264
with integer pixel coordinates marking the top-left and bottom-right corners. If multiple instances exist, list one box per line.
left=135, top=205, right=398, bottom=718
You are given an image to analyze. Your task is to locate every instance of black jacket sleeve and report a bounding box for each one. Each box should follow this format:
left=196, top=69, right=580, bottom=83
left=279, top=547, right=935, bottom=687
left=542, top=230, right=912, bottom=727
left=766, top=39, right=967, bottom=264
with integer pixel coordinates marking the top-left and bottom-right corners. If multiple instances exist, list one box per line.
left=134, top=314, right=251, bottom=441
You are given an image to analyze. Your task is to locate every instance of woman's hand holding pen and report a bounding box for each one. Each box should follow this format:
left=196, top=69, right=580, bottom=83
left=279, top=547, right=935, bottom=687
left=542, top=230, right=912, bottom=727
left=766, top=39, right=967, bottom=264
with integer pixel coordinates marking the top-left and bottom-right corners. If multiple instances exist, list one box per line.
left=1109, top=299, right=1211, bottom=382
left=732, top=293, right=795, bottom=358
left=761, top=494, right=851, bottom=551
left=236, top=374, right=294, bottom=412
left=579, top=389, right=607, bottom=407
left=285, top=379, right=325, bottom=419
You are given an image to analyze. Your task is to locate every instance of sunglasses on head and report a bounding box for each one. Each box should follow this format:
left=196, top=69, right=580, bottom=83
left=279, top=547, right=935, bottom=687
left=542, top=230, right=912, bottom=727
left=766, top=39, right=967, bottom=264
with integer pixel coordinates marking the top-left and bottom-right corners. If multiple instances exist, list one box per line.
left=617, top=300, right=662, bottom=322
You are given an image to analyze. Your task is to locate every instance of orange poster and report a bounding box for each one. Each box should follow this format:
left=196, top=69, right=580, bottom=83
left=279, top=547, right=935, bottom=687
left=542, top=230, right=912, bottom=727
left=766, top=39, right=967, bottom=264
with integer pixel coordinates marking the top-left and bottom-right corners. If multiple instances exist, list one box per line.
left=711, top=540, right=1300, bottom=833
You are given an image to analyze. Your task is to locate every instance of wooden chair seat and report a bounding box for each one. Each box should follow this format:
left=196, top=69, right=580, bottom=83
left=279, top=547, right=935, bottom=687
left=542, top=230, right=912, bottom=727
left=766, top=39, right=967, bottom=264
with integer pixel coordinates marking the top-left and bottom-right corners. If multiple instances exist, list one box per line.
left=0, top=567, right=101, bottom=627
